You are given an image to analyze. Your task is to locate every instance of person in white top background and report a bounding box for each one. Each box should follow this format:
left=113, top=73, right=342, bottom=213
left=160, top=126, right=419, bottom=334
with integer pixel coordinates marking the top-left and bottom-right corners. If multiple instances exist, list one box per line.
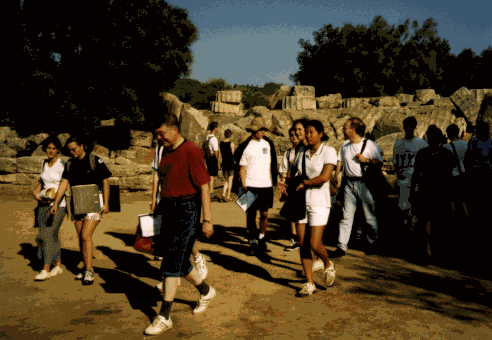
left=332, top=117, right=384, bottom=258
left=31, top=135, right=67, bottom=281
left=290, top=119, right=337, bottom=297
left=205, top=122, right=220, bottom=200
left=392, top=117, right=428, bottom=230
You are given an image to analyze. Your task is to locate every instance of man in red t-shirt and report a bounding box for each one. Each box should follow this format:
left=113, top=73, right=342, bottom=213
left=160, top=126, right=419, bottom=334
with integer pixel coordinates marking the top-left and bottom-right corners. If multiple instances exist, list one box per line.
left=144, top=113, right=215, bottom=336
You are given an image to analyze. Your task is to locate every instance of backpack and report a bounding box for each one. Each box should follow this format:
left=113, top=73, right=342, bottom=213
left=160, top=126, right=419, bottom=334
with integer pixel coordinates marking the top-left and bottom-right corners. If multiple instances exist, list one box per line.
left=202, top=135, right=215, bottom=158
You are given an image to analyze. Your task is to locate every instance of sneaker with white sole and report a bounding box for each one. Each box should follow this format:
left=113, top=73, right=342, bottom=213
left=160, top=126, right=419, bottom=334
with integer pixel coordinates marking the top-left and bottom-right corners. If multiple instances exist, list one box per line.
left=75, top=272, right=83, bottom=280
left=193, top=286, right=216, bottom=314
left=301, top=259, right=325, bottom=276
left=297, top=282, right=316, bottom=297
left=194, top=254, right=208, bottom=281
left=155, top=278, right=181, bottom=292
left=324, top=260, right=336, bottom=287
left=49, top=266, right=63, bottom=277
left=144, top=315, right=172, bottom=335
left=82, top=270, right=94, bottom=285
left=35, top=270, right=51, bottom=281
left=284, top=239, right=300, bottom=252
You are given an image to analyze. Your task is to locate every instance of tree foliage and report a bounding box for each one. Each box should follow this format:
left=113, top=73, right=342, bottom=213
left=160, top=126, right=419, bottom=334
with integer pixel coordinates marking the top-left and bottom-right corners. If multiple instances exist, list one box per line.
left=290, top=16, right=491, bottom=98
left=13, top=0, right=197, bottom=136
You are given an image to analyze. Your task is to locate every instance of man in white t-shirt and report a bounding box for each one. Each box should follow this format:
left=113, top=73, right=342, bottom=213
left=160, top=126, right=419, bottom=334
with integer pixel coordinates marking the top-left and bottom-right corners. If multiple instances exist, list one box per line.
left=237, top=117, right=277, bottom=253
left=205, top=122, right=220, bottom=199
left=332, top=117, right=384, bottom=258
left=392, top=117, right=428, bottom=229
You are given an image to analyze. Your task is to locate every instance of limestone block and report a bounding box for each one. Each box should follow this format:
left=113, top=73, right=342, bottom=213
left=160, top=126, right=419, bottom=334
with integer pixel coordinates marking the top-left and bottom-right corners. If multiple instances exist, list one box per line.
left=211, top=102, right=242, bottom=114
left=161, top=92, right=184, bottom=122
left=107, top=163, right=152, bottom=177
left=282, top=96, right=316, bottom=110
left=0, top=144, right=17, bottom=158
left=271, top=110, right=293, bottom=138
left=375, top=132, right=405, bottom=162
left=0, top=127, right=18, bottom=143
left=344, top=98, right=372, bottom=109
left=291, top=86, right=315, bottom=97
left=118, top=150, right=137, bottom=159
left=233, top=116, right=254, bottom=131
left=431, top=98, right=454, bottom=107
left=216, top=91, right=242, bottom=104
left=395, top=94, right=414, bottom=104
left=269, top=85, right=291, bottom=109
left=0, top=158, right=16, bottom=173
left=450, top=87, right=480, bottom=124
left=408, top=101, right=423, bottom=107
left=477, top=93, right=492, bottom=125
left=27, top=133, right=50, bottom=145
left=180, top=104, right=209, bottom=147
left=370, top=97, right=400, bottom=107
left=58, top=133, right=70, bottom=147
left=118, top=175, right=153, bottom=191
left=216, top=124, right=244, bottom=145
left=14, top=173, right=38, bottom=185
left=17, top=157, right=45, bottom=173
left=130, top=130, right=153, bottom=148
left=93, top=144, right=110, bottom=158
left=100, top=119, right=116, bottom=127
left=7, top=138, right=28, bottom=152
left=415, top=89, right=437, bottom=104
left=246, top=106, right=273, bottom=131
left=0, top=174, right=16, bottom=183
left=128, top=146, right=152, bottom=159
left=31, top=145, right=46, bottom=156
left=317, top=94, right=343, bottom=109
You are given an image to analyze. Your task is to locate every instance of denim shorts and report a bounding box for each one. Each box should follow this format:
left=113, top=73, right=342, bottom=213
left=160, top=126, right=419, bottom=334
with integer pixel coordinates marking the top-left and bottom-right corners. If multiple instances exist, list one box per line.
left=154, top=194, right=200, bottom=277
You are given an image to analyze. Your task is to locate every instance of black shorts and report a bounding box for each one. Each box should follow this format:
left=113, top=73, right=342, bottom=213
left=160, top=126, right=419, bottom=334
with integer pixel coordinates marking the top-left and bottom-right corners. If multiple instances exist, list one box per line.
left=206, top=157, right=219, bottom=176
left=247, top=187, right=274, bottom=212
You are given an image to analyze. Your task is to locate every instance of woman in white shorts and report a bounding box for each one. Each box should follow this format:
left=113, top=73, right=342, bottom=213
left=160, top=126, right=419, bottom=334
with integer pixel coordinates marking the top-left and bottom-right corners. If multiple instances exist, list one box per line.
left=51, top=134, right=112, bottom=286
left=290, top=119, right=337, bottom=297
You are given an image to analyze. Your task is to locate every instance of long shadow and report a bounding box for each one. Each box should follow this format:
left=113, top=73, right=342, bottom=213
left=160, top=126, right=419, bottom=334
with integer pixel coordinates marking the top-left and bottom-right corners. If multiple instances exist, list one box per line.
left=18, top=243, right=82, bottom=274
left=105, top=231, right=136, bottom=247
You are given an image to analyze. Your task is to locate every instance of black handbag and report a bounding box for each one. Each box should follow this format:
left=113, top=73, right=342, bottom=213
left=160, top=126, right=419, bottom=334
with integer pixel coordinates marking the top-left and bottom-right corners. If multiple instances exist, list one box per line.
left=280, top=149, right=308, bottom=222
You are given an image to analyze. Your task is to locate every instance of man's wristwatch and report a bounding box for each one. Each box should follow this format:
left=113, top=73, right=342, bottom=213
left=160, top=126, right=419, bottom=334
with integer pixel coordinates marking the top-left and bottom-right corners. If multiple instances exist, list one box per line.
left=203, top=219, right=213, bottom=224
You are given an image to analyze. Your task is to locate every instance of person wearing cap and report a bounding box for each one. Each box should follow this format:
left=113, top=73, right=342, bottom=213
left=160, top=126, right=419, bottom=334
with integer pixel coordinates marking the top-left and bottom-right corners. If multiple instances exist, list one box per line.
left=233, top=117, right=278, bottom=253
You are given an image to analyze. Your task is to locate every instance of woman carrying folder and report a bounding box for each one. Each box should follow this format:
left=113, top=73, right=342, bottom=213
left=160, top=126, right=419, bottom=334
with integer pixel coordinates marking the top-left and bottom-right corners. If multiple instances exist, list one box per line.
left=32, top=135, right=67, bottom=281
left=51, top=134, right=112, bottom=285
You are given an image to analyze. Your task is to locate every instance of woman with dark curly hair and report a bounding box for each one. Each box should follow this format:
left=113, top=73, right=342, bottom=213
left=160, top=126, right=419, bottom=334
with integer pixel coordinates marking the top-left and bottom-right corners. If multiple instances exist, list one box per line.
left=32, top=135, right=67, bottom=281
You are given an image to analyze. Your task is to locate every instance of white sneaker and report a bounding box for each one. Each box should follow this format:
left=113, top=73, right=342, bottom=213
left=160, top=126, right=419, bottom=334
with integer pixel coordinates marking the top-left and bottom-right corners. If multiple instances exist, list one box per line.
left=301, top=259, right=325, bottom=276
left=144, top=315, right=173, bottom=335
left=155, top=278, right=181, bottom=292
left=49, top=266, right=63, bottom=277
left=324, top=260, right=336, bottom=287
left=193, top=286, right=216, bottom=314
left=35, top=270, right=51, bottom=281
left=298, top=282, right=316, bottom=297
left=75, top=272, right=83, bottom=280
left=194, top=254, right=208, bottom=281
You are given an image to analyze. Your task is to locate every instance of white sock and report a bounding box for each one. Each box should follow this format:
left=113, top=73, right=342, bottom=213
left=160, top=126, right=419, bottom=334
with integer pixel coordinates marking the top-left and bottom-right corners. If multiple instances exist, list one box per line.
left=194, top=253, right=202, bottom=261
left=258, top=233, right=265, bottom=240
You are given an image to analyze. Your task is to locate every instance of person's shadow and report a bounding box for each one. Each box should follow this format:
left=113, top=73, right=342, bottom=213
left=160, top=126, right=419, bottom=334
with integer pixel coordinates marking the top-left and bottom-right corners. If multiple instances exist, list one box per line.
left=18, top=243, right=82, bottom=274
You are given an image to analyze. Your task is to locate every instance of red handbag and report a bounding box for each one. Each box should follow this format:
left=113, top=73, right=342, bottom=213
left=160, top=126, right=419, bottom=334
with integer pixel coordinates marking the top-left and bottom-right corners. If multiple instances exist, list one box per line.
left=133, top=228, right=154, bottom=254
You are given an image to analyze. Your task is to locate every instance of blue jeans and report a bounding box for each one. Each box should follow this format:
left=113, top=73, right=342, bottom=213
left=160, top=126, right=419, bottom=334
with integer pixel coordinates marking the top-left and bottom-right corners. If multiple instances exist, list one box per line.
left=154, top=195, right=200, bottom=277
left=338, top=180, right=378, bottom=251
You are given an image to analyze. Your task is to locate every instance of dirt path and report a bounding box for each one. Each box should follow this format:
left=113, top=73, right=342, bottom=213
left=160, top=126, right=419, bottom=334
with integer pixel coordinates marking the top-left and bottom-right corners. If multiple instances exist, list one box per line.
left=1, top=185, right=491, bottom=339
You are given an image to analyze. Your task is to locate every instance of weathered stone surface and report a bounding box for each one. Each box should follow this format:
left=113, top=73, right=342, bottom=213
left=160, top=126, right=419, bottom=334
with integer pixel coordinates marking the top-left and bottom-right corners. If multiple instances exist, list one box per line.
left=216, top=91, right=242, bottom=104
left=269, top=85, right=291, bottom=109
left=28, top=133, right=50, bottom=145
left=128, top=146, right=152, bottom=159
left=233, top=116, right=254, bottom=131
left=246, top=106, right=273, bottom=131
left=216, top=124, right=243, bottom=145
left=161, top=92, right=184, bottom=121
left=0, top=144, right=17, bottom=158
left=93, top=144, right=110, bottom=158
left=450, top=87, right=481, bottom=124
left=0, top=158, right=16, bottom=173
left=375, top=132, right=404, bottom=162
left=0, top=174, right=16, bottom=183
left=415, top=89, right=437, bottom=104
left=477, top=93, right=492, bottom=125
left=317, top=94, right=343, bottom=109
left=211, top=102, right=242, bottom=114
left=282, top=96, right=316, bottom=110
left=106, top=163, right=152, bottom=177
left=430, top=98, right=454, bottom=107
left=16, top=157, right=46, bottom=173
left=58, top=133, right=70, bottom=147
left=395, top=94, right=414, bottom=104
left=100, top=119, right=116, bottom=127
left=344, top=98, right=372, bottom=109
left=130, top=130, right=153, bottom=148
left=7, top=138, right=28, bottom=152
left=271, top=110, right=293, bottom=138
left=118, top=175, right=153, bottom=191
left=31, top=145, right=46, bottom=157
left=118, top=150, right=137, bottom=159
left=291, top=86, right=315, bottom=97
left=180, top=104, right=209, bottom=148
left=0, top=127, right=18, bottom=143
left=14, top=173, right=38, bottom=185
left=407, top=101, right=423, bottom=107
left=371, top=97, right=400, bottom=107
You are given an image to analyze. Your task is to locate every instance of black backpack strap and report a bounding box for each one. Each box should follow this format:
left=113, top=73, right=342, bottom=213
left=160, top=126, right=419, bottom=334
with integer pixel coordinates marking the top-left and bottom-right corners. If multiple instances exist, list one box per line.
left=360, top=138, right=368, bottom=176
left=449, top=142, right=464, bottom=175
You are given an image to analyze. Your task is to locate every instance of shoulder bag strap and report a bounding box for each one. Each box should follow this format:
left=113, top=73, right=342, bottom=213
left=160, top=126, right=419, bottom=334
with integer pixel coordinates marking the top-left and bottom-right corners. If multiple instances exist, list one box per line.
left=359, top=138, right=368, bottom=176
left=450, top=142, right=463, bottom=175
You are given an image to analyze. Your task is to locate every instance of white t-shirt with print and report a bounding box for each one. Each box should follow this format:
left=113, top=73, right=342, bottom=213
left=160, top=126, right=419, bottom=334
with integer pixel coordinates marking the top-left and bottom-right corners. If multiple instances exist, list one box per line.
left=239, top=139, right=272, bottom=188
left=206, top=134, right=219, bottom=154
left=151, top=145, right=164, bottom=204
left=292, top=145, right=337, bottom=207
left=279, top=148, right=296, bottom=174
left=40, top=158, right=66, bottom=207
left=442, top=140, right=467, bottom=177
left=392, top=137, right=428, bottom=187
left=339, top=139, right=383, bottom=178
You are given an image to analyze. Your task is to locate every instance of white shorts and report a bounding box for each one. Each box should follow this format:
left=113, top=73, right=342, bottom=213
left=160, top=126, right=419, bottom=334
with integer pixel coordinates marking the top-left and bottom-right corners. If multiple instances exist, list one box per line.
left=74, top=213, right=101, bottom=221
left=298, top=206, right=331, bottom=226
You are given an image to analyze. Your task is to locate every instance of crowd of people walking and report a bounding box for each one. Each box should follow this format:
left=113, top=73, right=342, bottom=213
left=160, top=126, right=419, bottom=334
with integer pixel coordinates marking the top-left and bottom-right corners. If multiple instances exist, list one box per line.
left=29, top=102, right=492, bottom=334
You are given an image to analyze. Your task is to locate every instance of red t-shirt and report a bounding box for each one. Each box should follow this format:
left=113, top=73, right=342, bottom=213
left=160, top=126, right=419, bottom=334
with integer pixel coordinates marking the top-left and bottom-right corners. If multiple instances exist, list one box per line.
left=159, top=140, right=210, bottom=198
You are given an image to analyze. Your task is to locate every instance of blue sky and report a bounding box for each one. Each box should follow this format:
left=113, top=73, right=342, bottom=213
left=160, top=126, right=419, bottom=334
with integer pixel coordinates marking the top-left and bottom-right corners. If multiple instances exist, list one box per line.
left=165, top=0, right=491, bottom=86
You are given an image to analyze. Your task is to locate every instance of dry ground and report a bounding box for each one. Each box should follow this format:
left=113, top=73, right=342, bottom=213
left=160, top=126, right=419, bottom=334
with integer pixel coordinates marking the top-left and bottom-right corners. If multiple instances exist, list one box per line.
left=1, top=184, right=491, bottom=339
